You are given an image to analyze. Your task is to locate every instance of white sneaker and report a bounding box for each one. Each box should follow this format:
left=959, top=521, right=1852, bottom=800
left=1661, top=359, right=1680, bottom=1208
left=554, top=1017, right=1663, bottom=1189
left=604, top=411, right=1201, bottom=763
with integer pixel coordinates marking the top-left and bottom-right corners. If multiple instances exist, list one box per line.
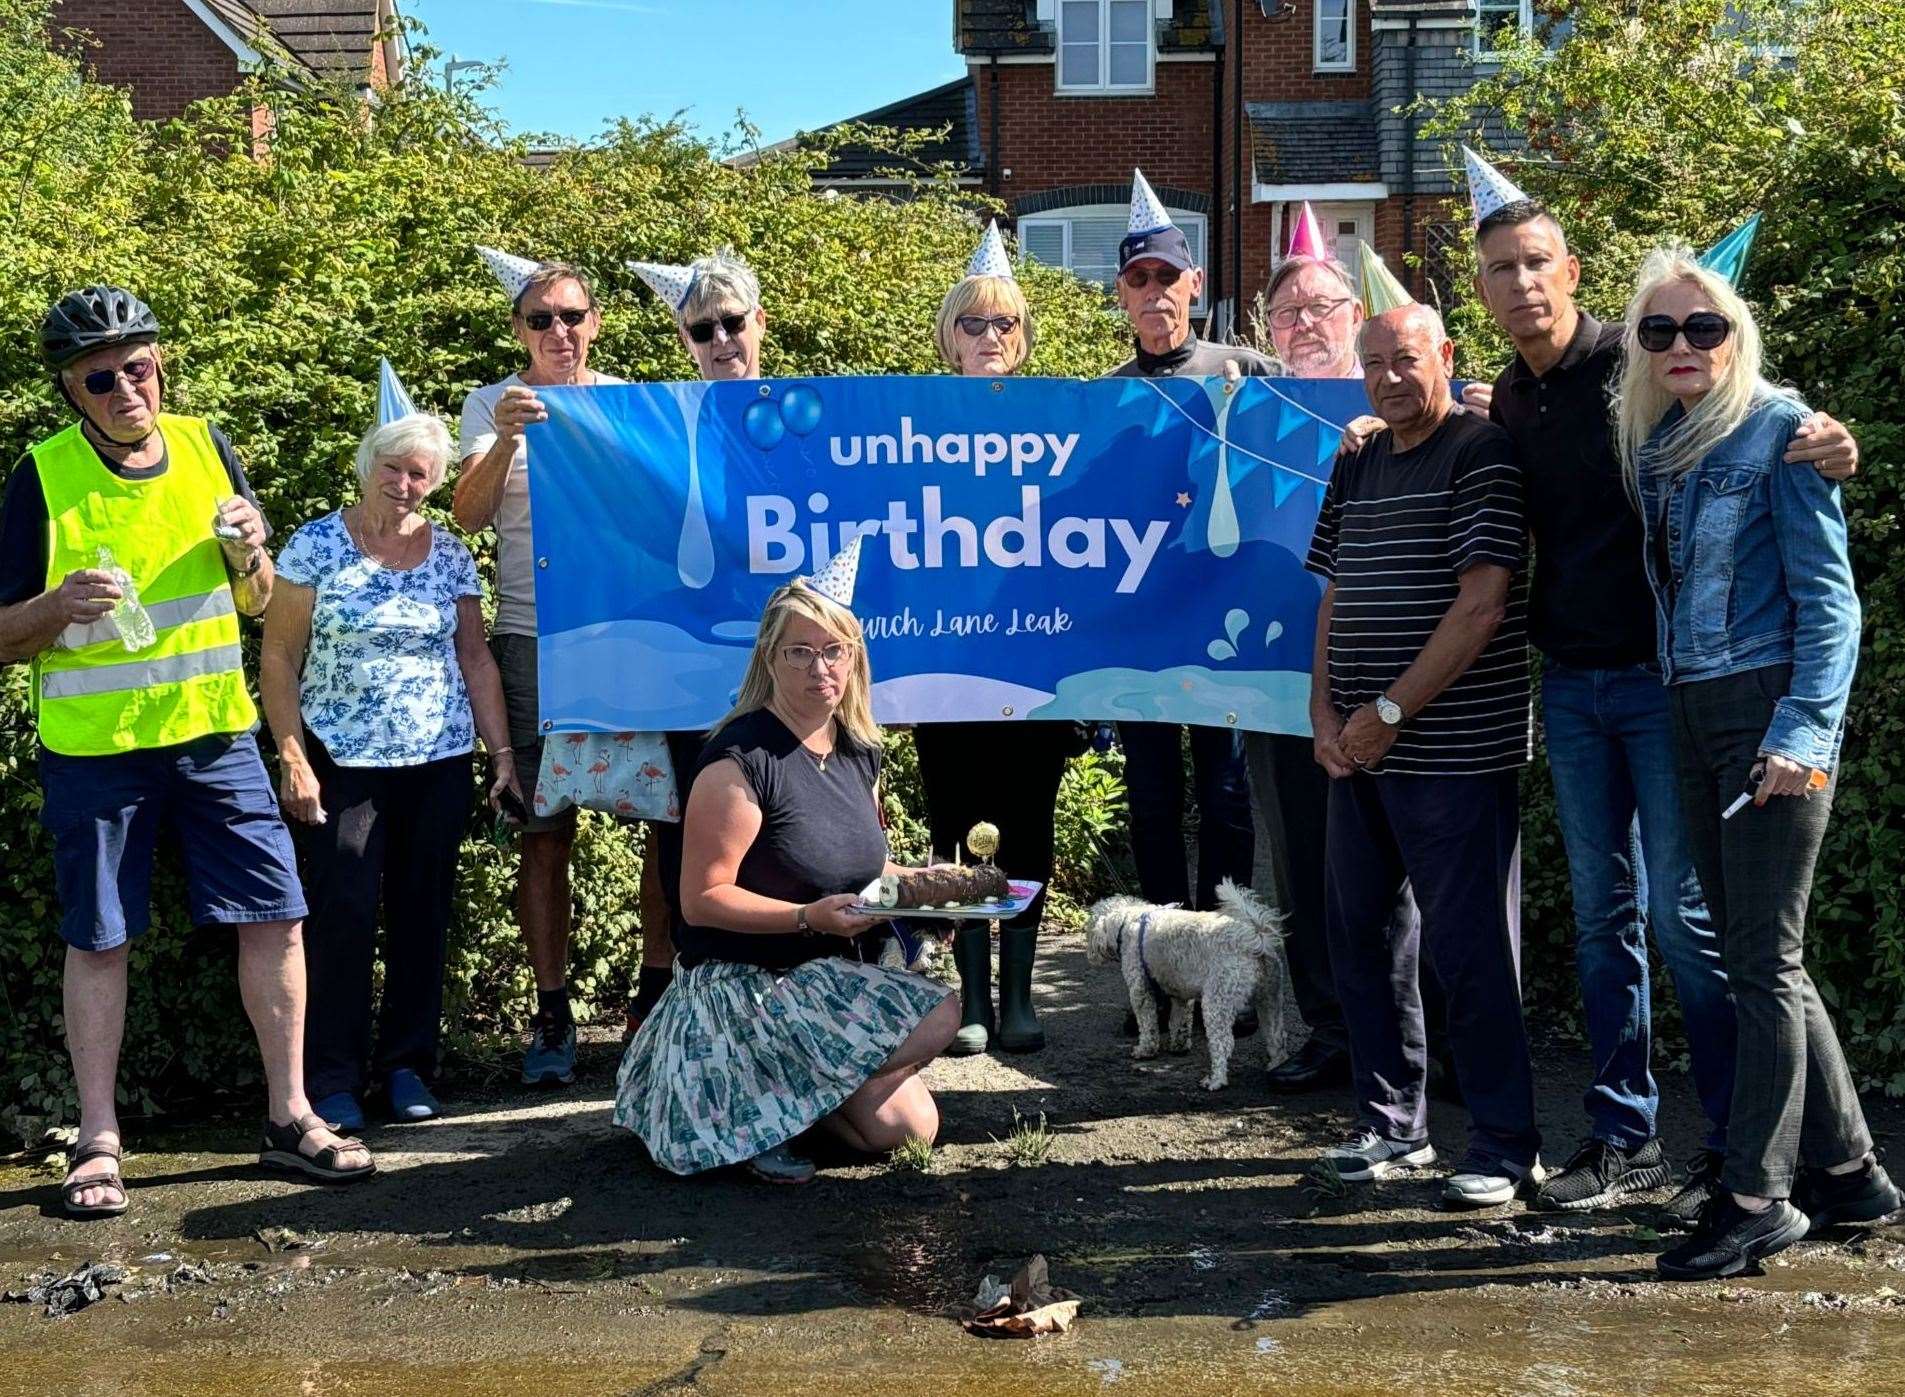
left=1442, top=1154, right=1543, bottom=1209
left=1322, top=1129, right=1437, bottom=1182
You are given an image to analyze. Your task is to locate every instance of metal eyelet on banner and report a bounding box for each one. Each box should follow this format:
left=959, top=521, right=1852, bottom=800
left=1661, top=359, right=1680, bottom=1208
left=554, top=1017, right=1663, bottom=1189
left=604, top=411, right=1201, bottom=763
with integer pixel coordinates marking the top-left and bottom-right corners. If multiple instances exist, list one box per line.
left=758, top=384, right=772, bottom=397
left=541, top=720, right=553, bottom=732
left=538, top=557, right=549, bottom=569
left=1226, top=712, right=1238, bottom=724
left=991, top=381, right=1004, bottom=393
left=1001, top=705, right=1015, bottom=717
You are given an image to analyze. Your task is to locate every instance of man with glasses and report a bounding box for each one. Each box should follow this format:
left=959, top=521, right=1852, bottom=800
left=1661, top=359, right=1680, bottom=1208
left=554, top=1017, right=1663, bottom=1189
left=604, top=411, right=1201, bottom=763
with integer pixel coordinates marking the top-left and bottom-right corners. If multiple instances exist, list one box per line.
left=454, top=252, right=625, bottom=1087
left=1104, top=172, right=1261, bottom=941
left=1458, top=151, right=1859, bottom=1219
left=1246, top=249, right=1365, bottom=1093
left=0, top=286, right=375, bottom=1214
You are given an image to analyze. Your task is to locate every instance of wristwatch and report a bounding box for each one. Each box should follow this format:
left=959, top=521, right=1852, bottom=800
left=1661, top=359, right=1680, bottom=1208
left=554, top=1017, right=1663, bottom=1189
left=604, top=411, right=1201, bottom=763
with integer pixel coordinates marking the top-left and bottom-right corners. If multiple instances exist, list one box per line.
left=1375, top=694, right=1404, bottom=726
left=237, top=547, right=265, bottom=578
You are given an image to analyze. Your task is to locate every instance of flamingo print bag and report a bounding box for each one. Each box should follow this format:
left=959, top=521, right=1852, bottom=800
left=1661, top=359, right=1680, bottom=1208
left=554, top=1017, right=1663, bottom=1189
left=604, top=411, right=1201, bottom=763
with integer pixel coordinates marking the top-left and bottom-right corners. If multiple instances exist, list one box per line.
left=532, top=730, right=681, bottom=822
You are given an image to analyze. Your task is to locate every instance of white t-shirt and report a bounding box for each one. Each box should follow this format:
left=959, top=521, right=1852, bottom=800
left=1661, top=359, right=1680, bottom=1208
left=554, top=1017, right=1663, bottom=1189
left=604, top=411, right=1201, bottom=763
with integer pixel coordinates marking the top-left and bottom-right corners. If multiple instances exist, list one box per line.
left=459, top=370, right=624, bottom=637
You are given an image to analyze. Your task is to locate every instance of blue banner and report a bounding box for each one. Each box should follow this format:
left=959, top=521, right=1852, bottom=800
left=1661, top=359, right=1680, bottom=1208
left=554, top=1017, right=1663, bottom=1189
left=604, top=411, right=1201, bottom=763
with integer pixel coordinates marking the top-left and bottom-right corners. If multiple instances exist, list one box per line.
left=526, top=374, right=1363, bottom=735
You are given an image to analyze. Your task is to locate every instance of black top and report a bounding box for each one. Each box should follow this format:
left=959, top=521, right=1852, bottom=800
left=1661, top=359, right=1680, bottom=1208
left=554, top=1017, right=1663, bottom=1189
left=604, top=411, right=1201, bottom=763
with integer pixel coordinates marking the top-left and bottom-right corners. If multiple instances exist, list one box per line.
left=673, top=708, right=890, bottom=971
left=1108, top=333, right=1276, bottom=379
left=0, top=423, right=262, bottom=607
left=1306, top=408, right=1531, bottom=776
left=1490, top=313, right=1655, bottom=668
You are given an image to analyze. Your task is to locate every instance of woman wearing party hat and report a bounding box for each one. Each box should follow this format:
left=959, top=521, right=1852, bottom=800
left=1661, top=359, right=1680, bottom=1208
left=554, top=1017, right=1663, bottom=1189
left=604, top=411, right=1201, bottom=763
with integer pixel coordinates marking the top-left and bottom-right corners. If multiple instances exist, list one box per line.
left=911, top=220, right=1081, bottom=1056
left=453, top=247, right=626, bottom=1089
left=612, top=534, right=959, bottom=1184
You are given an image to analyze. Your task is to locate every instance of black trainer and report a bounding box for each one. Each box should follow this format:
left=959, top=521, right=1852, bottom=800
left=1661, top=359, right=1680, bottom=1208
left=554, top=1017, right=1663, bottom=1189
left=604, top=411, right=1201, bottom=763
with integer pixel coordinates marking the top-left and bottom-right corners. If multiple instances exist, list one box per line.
left=1533, top=1136, right=1673, bottom=1212
left=1656, top=1196, right=1809, bottom=1281
left=1266, top=1038, right=1351, bottom=1093
left=1660, top=1147, right=1726, bottom=1226
left=1796, top=1152, right=1905, bottom=1229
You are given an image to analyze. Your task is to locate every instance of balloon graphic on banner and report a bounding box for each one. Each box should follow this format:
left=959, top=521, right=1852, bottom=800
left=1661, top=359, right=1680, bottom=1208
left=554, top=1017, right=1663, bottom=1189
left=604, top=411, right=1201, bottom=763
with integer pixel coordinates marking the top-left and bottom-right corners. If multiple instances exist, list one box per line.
left=743, top=397, right=786, bottom=450
left=779, top=385, right=823, bottom=436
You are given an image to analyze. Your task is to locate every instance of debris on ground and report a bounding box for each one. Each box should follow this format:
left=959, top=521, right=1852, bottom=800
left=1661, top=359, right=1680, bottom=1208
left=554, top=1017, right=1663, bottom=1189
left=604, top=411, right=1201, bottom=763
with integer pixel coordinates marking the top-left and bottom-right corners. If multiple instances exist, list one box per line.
left=958, top=1254, right=1081, bottom=1338
left=255, top=1225, right=324, bottom=1253
left=3, top=1262, right=128, bottom=1317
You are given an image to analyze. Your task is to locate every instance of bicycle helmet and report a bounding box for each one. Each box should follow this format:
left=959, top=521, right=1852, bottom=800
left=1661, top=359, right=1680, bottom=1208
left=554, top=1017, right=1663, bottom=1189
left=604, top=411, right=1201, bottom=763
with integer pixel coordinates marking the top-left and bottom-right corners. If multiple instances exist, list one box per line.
left=41, top=286, right=161, bottom=369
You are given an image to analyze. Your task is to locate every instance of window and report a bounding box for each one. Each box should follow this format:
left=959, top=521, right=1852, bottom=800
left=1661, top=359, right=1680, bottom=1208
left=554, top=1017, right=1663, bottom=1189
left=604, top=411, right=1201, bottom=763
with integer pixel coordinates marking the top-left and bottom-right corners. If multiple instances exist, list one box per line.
left=1020, top=204, right=1208, bottom=314
left=1058, top=0, right=1154, bottom=93
left=1314, top=0, right=1354, bottom=71
left=1474, top=0, right=1532, bottom=56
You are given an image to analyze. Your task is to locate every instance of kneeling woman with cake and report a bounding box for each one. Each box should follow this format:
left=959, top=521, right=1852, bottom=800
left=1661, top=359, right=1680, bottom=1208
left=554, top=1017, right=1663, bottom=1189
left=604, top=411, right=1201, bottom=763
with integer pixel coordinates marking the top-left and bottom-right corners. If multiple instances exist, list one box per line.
left=612, top=543, right=959, bottom=1184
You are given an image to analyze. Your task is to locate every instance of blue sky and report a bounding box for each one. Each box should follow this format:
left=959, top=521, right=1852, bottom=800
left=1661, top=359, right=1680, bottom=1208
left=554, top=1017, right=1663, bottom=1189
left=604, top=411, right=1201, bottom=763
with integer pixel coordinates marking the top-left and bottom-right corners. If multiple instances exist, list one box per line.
left=404, top=0, right=968, bottom=147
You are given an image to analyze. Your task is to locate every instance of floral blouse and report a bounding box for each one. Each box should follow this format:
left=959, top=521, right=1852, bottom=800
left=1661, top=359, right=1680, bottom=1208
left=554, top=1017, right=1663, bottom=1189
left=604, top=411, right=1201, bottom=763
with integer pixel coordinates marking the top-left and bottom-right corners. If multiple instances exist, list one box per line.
left=276, top=511, right=482, bottom=767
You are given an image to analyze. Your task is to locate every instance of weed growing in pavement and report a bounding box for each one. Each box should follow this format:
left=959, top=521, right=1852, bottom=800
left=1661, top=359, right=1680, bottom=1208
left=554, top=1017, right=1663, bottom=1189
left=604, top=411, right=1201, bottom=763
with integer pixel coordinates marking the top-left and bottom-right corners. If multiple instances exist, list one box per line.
left=994, top=1108, right=1054, bottom=1167
left=889, top=1137, right=935, bottom=1173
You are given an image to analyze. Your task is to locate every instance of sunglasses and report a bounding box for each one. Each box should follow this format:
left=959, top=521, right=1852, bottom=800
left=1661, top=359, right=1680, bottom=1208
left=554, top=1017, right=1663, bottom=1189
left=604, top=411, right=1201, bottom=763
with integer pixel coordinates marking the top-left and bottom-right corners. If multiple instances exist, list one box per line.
left=521, top=307, right=590, bottom=332
left=956, top=314, right=1020, bottom=338
left=1121, top=266, right=1183, bottom=290
left=80, top=357, right=158, bottom=397
left=686, top=313, right=750, bottom=344
left=1637, top=312, right=1732, bottom=353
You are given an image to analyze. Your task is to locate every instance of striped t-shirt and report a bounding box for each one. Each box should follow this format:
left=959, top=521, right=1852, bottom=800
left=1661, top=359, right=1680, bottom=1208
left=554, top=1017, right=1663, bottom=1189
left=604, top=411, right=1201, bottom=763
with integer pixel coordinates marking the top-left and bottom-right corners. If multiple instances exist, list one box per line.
left=1305, top=408, right=1531, bottom=776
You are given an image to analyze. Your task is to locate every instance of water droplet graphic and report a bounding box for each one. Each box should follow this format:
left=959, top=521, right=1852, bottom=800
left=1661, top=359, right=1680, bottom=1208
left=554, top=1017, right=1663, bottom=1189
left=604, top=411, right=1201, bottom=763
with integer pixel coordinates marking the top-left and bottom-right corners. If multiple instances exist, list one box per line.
left=743, top=398, right=785, bottom=450
left=673, top=382, right=715, bottom=589
left=1206, top=381, right=1241, bottom=558
left=779, top=384, right=823, bottom=436
left=1225, top=608, right=1249, bottom=645
left=1207, top=639, right=1237, bottom=662
left=1264, top=620, right=1284, bottom=645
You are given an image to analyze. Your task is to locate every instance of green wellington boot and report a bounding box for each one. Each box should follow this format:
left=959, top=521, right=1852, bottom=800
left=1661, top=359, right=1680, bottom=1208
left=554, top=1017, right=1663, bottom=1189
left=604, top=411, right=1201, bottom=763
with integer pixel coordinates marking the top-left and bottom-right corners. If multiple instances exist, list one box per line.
left=947, top=924, right=994, bottom=1056
left=994, top=925, right=1045, bottom=1053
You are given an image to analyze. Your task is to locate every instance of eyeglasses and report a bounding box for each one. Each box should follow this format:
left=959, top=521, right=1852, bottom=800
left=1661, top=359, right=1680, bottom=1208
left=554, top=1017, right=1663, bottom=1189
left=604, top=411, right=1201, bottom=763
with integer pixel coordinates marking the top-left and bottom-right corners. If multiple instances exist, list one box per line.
left=80, top=358, right=158, bottom=397
left=1637, top=312, right=1732, bottom=353
left=686, top=313, right=750, bottom=344
left=1269, top=297, right=1352, bottom=329
left=956, top=314, right=1020, bottom=339
left=779, top=643, right=853, bottom=670
left=522, top=307, right=590, bottom=332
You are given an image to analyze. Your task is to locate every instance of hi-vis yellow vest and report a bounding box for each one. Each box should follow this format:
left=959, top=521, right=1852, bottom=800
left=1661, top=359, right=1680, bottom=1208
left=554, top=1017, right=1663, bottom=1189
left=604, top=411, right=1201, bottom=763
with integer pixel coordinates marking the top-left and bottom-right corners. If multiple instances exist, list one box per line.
left=31, top=414, right=257, bottom=756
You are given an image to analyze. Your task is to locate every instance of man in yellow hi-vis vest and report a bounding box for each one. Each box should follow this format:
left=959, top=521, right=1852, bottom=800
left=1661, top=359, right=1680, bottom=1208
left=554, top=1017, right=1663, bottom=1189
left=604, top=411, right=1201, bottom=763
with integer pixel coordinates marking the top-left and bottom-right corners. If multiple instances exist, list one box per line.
left=0, top=287, right=376, bottom=1215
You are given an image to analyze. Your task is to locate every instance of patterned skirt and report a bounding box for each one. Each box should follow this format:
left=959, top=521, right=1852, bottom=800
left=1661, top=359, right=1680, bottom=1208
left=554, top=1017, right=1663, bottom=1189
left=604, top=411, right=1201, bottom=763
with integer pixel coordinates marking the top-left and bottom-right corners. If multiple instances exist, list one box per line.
left=612, top=955, right=953, bottom=1176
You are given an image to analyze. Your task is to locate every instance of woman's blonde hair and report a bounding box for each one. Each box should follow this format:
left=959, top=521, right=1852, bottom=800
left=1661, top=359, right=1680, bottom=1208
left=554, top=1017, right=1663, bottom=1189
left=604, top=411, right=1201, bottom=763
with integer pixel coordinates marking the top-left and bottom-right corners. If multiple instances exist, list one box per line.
left=1614, top=245, right=1794, bottom=490
left=713, top=576, right=882, bottom=750
left=934, top=274, right=1034, bottom=372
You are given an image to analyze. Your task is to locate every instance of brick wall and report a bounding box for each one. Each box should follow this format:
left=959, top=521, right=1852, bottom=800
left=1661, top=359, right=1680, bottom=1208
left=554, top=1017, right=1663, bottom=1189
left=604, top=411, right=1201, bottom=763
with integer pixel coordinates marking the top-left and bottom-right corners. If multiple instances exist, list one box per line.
left=53, top=0, right=244, bottom=122
left=1235, top=0, right=1373, bottom=103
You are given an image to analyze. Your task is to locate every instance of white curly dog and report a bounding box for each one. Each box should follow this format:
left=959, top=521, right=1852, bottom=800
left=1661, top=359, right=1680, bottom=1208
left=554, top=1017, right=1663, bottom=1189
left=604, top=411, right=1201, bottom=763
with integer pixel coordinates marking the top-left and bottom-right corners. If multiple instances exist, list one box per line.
left=1084, top=878, right=1306, bottom=1090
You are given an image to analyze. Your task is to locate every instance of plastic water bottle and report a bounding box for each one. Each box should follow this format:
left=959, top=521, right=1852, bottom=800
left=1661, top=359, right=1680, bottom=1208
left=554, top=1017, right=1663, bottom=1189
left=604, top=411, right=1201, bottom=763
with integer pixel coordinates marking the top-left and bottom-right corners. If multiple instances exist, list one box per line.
left=95, top=546, right=155, bottom=652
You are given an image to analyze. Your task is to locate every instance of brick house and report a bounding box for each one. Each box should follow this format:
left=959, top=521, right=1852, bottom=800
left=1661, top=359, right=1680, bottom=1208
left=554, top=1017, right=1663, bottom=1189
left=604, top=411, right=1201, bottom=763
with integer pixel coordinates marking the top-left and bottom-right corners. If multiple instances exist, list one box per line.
left=813, top=0, right=1536, bottom=334
left=52, top=0, right=406, bottom=124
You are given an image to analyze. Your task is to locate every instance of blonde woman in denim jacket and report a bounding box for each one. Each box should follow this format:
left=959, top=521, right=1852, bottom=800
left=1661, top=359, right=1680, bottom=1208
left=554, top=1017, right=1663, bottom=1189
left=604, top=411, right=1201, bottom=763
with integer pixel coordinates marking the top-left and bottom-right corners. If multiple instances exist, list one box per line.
left=1617, top=247, right=1899, bottom=1281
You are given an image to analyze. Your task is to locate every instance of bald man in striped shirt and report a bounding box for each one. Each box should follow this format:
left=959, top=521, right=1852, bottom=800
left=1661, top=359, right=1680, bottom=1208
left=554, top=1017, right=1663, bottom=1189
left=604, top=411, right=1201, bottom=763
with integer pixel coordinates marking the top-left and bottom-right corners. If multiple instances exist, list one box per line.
left=1305, top=303, right=1539, bottom=1211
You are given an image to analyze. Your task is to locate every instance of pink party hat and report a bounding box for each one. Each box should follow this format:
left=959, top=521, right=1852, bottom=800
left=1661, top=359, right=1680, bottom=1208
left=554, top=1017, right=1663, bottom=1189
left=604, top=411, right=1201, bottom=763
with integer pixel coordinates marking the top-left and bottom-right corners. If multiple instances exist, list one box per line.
left=1285, top=202, right=1329, bottom=261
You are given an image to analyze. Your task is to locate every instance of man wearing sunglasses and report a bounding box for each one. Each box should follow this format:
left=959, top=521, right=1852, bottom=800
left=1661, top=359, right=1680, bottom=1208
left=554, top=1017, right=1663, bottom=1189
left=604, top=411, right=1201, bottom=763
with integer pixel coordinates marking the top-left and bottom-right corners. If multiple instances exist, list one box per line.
left=1105, top=178, right=1265, bottom=993
left=453, top=260, right=625, bottom=1088
left=0, top=286, right=374, bottom=1212
left=1465, top=198, right=1860, bottom=1222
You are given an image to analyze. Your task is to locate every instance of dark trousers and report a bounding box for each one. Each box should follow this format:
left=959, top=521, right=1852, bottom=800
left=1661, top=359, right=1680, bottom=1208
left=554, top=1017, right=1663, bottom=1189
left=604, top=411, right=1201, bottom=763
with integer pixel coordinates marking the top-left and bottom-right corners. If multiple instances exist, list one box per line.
left=1244, top=731, right=1344, bottom=1050
left=652, top=730, right=709, bottom=924
left=1325, top=768, right=1538, bottom=1169
left=299, top=737, right=472, bottom=1100
left=1118, top=722, right=1254, bottom=911
left=1669, top=665, right=1870, bottom=1198
left=913, top=722, right=1074, bottom=931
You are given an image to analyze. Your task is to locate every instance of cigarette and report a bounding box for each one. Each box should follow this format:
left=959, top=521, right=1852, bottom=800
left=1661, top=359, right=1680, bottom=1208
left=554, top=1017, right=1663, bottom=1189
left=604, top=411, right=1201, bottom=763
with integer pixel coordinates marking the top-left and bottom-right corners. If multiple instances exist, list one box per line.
left=1722, top=791, right=1752, bottom=820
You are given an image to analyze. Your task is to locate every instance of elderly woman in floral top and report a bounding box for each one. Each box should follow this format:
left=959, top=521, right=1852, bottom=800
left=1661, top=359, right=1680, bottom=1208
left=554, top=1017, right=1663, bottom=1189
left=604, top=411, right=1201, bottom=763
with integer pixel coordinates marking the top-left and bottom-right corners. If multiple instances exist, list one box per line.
left=260, top=413, right=520, bottom=1130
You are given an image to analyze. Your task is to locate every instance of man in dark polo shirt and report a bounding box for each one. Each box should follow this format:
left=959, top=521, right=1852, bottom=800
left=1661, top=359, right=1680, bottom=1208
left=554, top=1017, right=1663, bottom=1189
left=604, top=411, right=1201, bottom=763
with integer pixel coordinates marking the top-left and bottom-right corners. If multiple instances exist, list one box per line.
left=1103, top=171, right=1262, bottom=924
left=1308, top=302, right=1539, bottom=1210
left=1464, top=199, right=1861, bottom=1219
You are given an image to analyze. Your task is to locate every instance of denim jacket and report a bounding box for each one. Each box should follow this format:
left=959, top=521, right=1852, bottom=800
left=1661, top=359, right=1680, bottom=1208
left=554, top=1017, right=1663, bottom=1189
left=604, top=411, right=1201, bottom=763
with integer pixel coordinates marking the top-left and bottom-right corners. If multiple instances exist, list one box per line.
left=1635, top=394, right=1860, bottom=770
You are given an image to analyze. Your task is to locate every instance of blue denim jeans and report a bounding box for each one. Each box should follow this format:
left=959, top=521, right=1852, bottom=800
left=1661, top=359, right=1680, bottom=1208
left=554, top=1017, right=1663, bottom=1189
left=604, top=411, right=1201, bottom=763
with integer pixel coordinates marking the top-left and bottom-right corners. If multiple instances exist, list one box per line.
left=1541, top=661, right=1735, bottom=1151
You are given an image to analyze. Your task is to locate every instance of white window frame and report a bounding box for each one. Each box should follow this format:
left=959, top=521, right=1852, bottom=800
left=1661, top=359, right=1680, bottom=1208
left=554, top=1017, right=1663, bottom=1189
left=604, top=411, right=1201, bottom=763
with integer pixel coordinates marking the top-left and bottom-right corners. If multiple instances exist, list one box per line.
left=1020, top=204, right=1208, bottom=315
left=1055, top=0, right=1156, bottom=95
left=1313, top=0, right=1355, bottom=72
left=1473, top=0, right=1533, bottom=58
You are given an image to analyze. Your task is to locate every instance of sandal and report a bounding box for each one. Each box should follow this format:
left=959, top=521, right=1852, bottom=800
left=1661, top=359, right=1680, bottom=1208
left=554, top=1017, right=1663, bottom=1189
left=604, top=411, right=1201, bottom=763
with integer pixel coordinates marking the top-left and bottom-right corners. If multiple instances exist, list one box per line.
left=259, top=1113, right=376, bottom=1184
left=61, top=1140, right=128, bottom=1219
